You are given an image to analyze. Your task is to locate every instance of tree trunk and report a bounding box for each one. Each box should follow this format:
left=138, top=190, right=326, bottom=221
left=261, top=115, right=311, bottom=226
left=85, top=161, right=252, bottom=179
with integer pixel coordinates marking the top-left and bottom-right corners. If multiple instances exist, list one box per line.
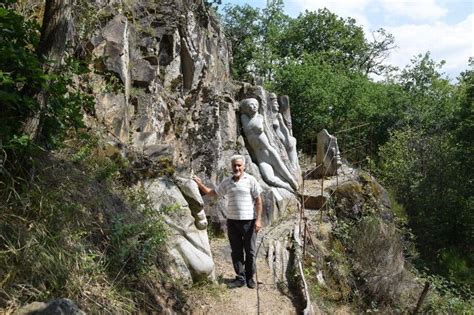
left=22, top=0, right=74, bottom=142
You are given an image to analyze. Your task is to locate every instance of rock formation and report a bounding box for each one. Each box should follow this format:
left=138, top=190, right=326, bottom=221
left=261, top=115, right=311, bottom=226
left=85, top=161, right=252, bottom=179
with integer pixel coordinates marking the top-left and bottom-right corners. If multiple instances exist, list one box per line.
left=78, top=0, right=301, bottom=283
left=316, top=128, right=342, bottom=177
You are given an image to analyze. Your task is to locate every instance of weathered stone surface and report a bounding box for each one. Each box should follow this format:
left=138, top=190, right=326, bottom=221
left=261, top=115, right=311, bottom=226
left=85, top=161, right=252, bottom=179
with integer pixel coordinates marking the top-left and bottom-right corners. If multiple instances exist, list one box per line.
left=93, top=15, right=130, bottom=89
left=240, top=85, right=303, bottom=184
left=278, top=95, right=293, bottom=134
left=174, top=175, right=208, bottom=230
left=131, top=58, right=157, bottom=87
left=316, top=129, right=342, bottom=177
left=14, top=302, right=47, bottom=315
left=15, top=298, right=84, bottom=315
left=302, top=191, right=330, bottom=210
left=145, top=178, right=214, bottom=281
left=95, top=93, right=130, bottom=143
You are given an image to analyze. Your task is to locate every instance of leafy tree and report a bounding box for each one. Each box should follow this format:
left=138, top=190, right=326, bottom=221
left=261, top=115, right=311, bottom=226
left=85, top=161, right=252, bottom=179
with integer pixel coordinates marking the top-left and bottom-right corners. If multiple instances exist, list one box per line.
left=257, top=0, right=289, bottom=81
left=361, top=28, right=397, bottom=75
left=276, top=8, right=395, bottom=75
left=0, top=2, right=92, bottom=180
left=398, top=52, right=456, bottom=132
left=271, top=53, right=406, bottom=158
left=222, top=0, right=290, bottom=81
left=377, top=57, right=474, bottom=288
left=0, top=2, right=44, bottom=151
left=222, top=4, right=262, bottom=81
left=222, top=6, right=396, bottom=79
left=278, top=9, right=367, bottom=69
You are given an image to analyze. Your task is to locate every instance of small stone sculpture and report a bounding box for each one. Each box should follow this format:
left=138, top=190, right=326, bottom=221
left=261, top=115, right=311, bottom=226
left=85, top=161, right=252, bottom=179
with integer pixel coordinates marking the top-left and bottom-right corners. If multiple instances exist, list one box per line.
left=316, top=129, right=342, bottom=177
left=240, top=98, right=298, bottom=191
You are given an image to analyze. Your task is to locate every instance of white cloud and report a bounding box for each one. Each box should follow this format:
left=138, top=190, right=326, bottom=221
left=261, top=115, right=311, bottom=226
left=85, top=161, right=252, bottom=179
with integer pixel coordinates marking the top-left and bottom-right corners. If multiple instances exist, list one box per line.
left=286, top=0, right=372, bottom=29
left=285, top=0, right=471, bottom=79
left=379, top=0, right=447, bottom=21
left=386, top=14, right=473, bottom=79
left=287, top=0, right=371, bottom=12
left=288, top=0, right=448, bottom=23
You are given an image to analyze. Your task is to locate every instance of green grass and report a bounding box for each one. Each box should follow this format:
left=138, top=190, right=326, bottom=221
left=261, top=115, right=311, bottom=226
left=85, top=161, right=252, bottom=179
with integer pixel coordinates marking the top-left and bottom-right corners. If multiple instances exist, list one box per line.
left=0, top=133, right=182, bottom=313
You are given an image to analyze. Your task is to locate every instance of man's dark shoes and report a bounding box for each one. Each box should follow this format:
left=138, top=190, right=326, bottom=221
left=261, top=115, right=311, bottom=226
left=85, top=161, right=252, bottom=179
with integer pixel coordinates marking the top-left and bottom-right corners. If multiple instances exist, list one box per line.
left=246, top=278, right=256, bottom=289
left=228, top=278, right=245, bottom=288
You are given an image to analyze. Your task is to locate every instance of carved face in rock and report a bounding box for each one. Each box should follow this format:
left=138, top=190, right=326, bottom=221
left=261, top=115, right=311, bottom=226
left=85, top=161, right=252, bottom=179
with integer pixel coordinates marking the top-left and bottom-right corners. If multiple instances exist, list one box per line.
left=269, top=93, right=279, bottom=112
left=241, top=98, right=259, bottom=115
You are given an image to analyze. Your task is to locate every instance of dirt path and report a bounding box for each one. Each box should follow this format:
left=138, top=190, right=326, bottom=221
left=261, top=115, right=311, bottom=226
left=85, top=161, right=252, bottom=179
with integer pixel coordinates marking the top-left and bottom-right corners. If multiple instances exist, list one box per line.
left=188, top=236, right=298, bottom=315
left=187, top=168, right=361, bottom=314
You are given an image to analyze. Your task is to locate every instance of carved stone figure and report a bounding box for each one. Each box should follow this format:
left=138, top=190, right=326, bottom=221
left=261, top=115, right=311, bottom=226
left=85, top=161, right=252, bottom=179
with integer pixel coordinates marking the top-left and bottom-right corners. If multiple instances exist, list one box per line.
left=316, top=129, right=342, bottom=177
left=174, top=175, right=208, bottom=230
left=240, top=98, right=298, bottom=191
left=269, top=93, right=298, bottom=172
left=277, top=95, right=292, bottom=134
left=146, top=178, right=214, bottom=282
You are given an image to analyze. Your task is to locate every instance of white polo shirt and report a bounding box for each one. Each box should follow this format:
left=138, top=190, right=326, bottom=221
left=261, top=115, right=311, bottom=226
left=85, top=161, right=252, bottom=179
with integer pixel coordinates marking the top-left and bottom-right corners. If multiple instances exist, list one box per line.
left=215, top=173, right=262, bottom=220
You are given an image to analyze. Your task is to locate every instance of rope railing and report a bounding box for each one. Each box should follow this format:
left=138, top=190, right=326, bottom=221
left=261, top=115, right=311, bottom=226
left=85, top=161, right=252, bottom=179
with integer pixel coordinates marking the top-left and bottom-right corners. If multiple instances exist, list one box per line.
left=299, top=122, right=373, bottom=262
left=333, top=122, right=371, bottom=135
left=256, top=123, right=373, bottom=314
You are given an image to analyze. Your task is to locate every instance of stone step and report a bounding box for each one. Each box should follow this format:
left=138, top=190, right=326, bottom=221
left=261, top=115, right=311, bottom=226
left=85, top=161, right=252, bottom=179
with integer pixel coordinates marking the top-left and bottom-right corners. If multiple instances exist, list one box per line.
left=299, top=192, right=330, bottom=210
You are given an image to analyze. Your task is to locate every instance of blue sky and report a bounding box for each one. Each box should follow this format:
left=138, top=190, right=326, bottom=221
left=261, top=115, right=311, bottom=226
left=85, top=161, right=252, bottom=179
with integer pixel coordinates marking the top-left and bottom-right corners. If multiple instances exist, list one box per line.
left=221, top=0, right=473, bottom=80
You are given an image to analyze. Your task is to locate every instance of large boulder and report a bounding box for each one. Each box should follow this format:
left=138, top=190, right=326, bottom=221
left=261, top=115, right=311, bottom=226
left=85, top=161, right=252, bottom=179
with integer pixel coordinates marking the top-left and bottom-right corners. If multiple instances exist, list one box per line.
left=145, top=177, right=214, bottom=282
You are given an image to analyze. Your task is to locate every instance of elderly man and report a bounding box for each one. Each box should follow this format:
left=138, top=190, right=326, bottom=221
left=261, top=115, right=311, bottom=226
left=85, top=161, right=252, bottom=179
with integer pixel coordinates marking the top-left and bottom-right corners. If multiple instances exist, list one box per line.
left=193, top=155, right=263, bottom=289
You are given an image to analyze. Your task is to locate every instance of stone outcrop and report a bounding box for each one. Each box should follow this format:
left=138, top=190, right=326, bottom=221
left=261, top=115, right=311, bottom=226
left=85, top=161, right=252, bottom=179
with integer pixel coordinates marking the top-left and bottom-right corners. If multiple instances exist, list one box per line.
left=145, top=177, right=214, bottom=282
left=15, top=298, right=84, bottom=315
left=315, top=129, right=342, bottom=177
left=80, top=0, right=300, bottom=283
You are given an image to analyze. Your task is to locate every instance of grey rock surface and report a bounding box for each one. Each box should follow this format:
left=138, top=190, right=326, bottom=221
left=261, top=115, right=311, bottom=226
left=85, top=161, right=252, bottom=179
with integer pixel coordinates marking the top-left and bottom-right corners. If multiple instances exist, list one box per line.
left=15, top=298, right=84, bottom=315
left=316, top=129, right=342, bottom=177
left=145, top=177, right=214, bottom=282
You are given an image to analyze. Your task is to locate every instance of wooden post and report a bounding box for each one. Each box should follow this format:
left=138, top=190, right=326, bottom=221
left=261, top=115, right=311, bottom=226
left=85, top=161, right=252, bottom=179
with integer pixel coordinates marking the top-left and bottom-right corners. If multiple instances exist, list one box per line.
left=302, top=217, right=308, bottom=260
left=412, top=282, right=430, bottom=315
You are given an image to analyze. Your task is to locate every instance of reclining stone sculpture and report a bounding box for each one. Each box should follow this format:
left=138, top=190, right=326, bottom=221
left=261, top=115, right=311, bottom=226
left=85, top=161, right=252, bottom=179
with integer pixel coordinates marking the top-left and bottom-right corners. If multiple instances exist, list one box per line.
left=240, top=98, right=298, bottom=191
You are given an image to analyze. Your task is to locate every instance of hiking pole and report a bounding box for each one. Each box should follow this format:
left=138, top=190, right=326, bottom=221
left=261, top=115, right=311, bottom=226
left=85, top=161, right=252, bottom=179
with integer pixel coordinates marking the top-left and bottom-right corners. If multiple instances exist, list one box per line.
left=255, top=233, right=265, bottom=315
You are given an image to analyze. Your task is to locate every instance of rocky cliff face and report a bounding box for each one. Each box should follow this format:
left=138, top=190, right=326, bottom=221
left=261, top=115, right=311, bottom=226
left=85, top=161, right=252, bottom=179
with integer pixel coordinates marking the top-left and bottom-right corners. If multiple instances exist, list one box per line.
left=79, top=0, right=300, bottom=282
left=85, top=0, right=232, bottom=157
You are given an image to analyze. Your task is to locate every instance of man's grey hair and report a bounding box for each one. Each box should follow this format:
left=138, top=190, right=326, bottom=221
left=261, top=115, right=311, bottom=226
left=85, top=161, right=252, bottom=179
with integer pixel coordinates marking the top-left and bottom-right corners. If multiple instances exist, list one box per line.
left=230, top=154, right=246, bottom=166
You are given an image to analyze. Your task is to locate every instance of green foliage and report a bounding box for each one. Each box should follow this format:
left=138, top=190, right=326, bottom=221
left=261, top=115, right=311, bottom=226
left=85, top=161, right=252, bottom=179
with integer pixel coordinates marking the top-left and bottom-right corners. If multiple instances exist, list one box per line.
left=222, top=3, right=263, bottom=81
left=222, top=4, right=395, bottom=82
left=271, top=54, right=402, bottom=156
left=0, top=5, right=42, bottom=147
left=0, top=165, right=134, bottom=312
left=0, top=139, right=176, bottom=312
left=0, top=4, right=93, bottom=172
left=378, top=124, right=473, bottom=288
left=108, top=199, right=168, bottom=275
left=279, top=9, right=367, bottom=69
left=398, top=52, right=456, bottom=132
left=420, top=272, right=473, bottom=314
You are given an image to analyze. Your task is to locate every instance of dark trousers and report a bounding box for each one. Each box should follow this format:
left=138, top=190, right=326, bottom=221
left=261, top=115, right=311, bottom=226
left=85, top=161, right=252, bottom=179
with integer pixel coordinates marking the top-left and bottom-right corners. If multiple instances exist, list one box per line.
left=227, top=219, right=256, bottom=281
